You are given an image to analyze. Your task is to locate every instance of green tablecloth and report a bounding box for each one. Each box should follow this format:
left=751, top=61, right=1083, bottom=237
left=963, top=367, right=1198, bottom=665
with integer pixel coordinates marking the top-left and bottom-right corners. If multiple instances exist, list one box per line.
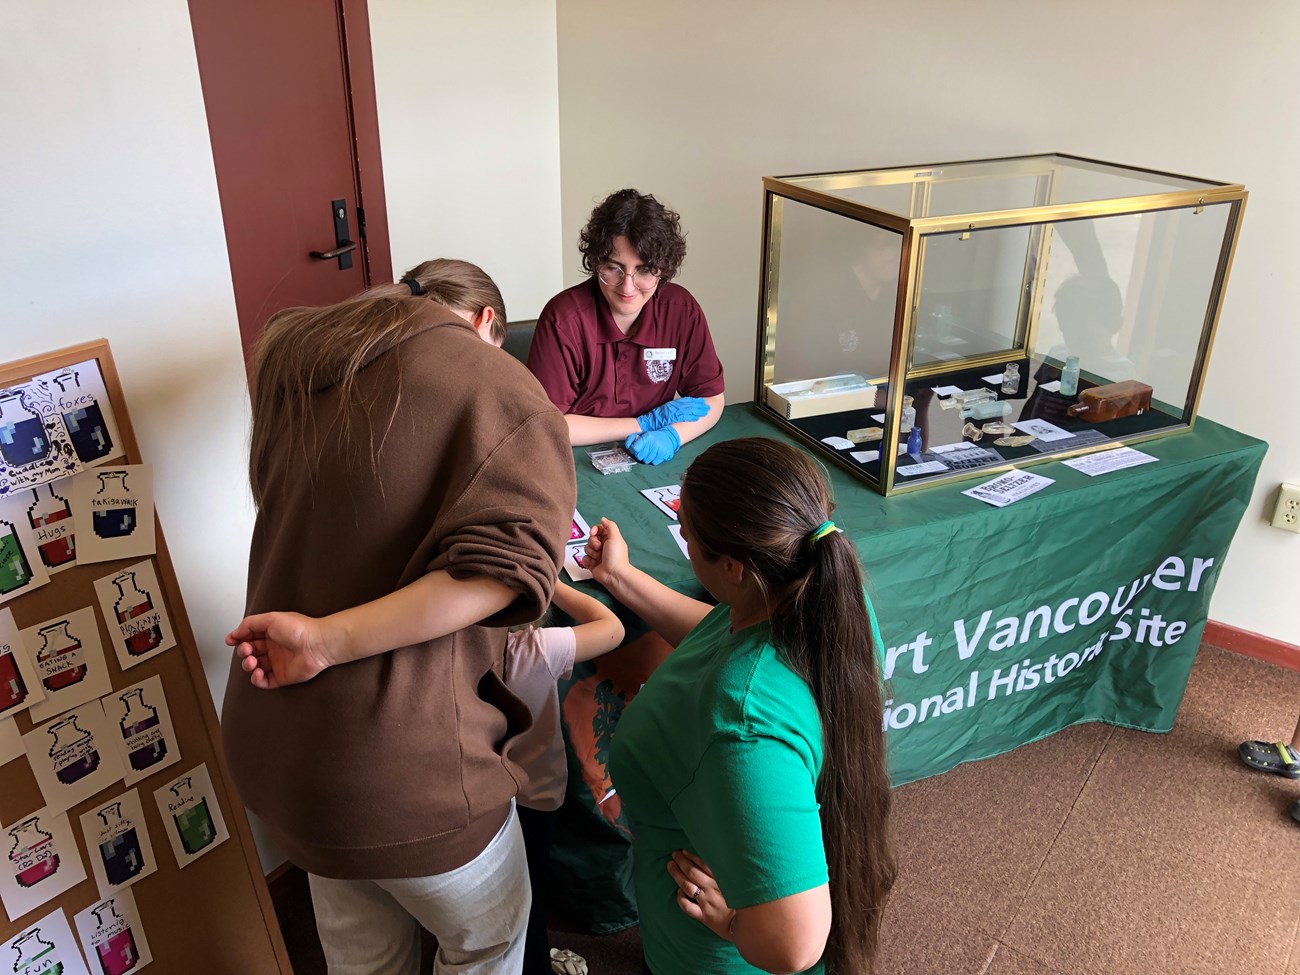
left=552, top=404, right=1266, bottom=932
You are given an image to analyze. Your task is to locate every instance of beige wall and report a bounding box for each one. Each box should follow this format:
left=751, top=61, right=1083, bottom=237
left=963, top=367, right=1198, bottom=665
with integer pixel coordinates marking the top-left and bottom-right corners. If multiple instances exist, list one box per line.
left=556, top=0, right=1300, bottom=645
left=370, top=0, right=564, bottom=320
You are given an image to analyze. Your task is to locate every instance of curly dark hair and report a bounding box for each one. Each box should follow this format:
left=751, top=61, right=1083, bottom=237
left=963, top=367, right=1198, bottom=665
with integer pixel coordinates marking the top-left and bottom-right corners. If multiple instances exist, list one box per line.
left=578, top=189, right=687, bottom=282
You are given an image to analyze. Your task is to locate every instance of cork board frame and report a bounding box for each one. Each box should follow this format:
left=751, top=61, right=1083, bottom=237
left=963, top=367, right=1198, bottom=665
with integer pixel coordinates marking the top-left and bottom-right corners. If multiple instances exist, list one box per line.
left=0, top=339, right=291, bottom=973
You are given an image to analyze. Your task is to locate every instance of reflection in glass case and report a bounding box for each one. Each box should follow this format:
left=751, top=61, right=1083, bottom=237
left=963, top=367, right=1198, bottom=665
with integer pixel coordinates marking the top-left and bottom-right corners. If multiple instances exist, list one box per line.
left=754, top=154, right=1247, bottom=494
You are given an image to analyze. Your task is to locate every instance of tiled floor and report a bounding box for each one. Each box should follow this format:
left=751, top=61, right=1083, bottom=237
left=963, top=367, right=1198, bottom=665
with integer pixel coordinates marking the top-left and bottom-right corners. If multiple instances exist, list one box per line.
left=272, top=643, right=1300, bottom=974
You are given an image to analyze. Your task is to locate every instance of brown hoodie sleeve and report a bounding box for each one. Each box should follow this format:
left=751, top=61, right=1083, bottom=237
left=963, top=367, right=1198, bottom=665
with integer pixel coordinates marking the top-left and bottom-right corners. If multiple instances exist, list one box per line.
left=431, top=406, right=576, bottom=627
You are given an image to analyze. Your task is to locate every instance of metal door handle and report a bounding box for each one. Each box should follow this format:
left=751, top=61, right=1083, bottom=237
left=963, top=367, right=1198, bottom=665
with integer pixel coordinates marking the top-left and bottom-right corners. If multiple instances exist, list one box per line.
left=310, top=241, right=357, bottom=260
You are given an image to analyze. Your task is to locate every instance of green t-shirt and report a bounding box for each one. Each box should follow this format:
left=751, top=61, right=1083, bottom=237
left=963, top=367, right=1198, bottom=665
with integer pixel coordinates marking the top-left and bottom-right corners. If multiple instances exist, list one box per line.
left=609, top=604, right=829, bottom=975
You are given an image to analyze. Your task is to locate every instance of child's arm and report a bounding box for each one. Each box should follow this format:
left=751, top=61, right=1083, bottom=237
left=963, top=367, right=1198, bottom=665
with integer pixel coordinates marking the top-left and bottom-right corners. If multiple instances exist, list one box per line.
left=551, top=581, right=625, bottom=663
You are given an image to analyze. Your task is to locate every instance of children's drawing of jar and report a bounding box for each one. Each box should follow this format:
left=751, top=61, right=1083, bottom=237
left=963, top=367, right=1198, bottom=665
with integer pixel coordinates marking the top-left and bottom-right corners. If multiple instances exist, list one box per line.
left=47, top=714, right=100, bottom=784
left=53, top=369, right=114, bottom=463
left=35, top=620, right=87, bottom=693
left=90, top=901, right=140, bottom=975
left=11, top=927, right=64, bottom=974
left=8, top=817, right=59, bottom=888
left=96, top=802, right=144, bottom=886
left=27, top=483, right=76, bottom=569
left=170, top=777, right=217, bottom=855
left=0, top=391, right=51, bottom=468
left=112, top=572, right=162, bottom=657
left=118, top=687, right=167, bottom=772
left=92, top=472, right=136, bottom=539
left=0, top=640, right=30, bottom=711
left=0, top=518, right=35, bottom=596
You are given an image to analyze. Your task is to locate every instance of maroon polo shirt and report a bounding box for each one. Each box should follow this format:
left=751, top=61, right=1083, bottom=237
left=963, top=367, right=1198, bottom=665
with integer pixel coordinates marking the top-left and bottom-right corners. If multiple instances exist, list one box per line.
left=527, top=279, right=725, bottom=418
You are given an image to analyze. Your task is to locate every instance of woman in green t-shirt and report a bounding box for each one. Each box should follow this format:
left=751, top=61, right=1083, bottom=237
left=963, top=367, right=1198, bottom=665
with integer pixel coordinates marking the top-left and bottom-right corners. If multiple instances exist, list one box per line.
left=584, top=437, right=895, bottom=974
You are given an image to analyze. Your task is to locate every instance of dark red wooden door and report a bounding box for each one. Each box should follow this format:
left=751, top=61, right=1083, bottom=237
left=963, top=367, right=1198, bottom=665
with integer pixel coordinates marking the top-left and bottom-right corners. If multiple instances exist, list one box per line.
left=189, top=0, right=391, bottom=363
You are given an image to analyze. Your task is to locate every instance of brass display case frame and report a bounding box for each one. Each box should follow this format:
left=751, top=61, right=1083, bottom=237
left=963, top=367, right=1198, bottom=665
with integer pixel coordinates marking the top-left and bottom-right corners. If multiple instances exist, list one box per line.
left=753, top=153, right=1248, bottom=495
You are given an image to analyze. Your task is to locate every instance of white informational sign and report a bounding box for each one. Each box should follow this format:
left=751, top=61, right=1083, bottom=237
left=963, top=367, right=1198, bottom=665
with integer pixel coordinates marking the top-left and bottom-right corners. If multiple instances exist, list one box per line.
left=0, top=607, right=45, bottom=721
left=22, top=699, right=125, bottom=814
left=101, top=675, right=181, bottom=786
left=22, top=606, right=114, bottom=724
left=897, top=461, right=950, bottom=477
left=0, top=492, right=52, bottom=607
left=73, top=889, right=152, bottom=975
left=4, top=907, right=91, bottom=975
left=0, top=806, right=88, bottom=923
left=10, top=483, right=79, bottom=575
left=1062, top=447, right=1159, bottom=477
left=31, top=359, right=124, bottom=469
left=0, top=379, right=84, bottom=497
left=1011, top=418, right=1075, bottom=442
left=79, top=789, right=159, bottom=896
left=0, top=715, right=24, bottom=766
left=92, top=560, right=177, bottom=671
left=152, top=764, right=229, bottom=869
left=962, top=470, right=1056, bottom=508
left=850, top=450, right=879, bottom=463
left=68, top=465, right=155, bottom=565
left=820, top=436, right=855, bottom=450
left=563, top=543, right=593, bottom=582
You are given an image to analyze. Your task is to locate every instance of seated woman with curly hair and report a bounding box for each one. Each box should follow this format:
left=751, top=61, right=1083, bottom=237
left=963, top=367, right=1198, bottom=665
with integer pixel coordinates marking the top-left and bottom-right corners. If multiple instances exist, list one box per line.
left=527, top=189, right=726, bottom=464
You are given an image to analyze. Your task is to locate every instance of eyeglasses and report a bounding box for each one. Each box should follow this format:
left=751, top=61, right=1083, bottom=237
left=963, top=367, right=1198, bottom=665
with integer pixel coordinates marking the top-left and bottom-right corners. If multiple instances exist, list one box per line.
left=595, top=264, right=660, bottom=291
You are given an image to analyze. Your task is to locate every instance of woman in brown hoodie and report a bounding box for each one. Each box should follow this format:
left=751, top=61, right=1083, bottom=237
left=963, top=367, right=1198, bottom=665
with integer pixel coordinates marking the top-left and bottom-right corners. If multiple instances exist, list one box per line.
left=221, top=259, right=576, bottom=975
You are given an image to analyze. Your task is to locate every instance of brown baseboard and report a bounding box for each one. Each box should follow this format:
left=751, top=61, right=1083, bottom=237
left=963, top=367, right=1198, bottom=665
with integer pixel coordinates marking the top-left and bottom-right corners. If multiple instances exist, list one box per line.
left=1204, top=620, right=1300, bottom=672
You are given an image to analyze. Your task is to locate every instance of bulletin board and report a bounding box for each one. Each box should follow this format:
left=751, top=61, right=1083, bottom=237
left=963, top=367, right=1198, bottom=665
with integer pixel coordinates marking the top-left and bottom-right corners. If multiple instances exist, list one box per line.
left=0, top=340, right=291, bottom=974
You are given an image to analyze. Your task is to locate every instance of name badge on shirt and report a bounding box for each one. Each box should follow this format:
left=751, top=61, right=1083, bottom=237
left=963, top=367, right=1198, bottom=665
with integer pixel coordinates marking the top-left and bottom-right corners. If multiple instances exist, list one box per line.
left=644, top=348, right=676, bottom=384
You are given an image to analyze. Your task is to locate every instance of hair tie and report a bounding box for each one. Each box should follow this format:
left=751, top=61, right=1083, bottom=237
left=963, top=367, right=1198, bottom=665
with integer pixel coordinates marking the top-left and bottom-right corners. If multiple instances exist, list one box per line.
left=401, top=276, right=426, bottom=296
left=810, top=520, right=841, bottom=545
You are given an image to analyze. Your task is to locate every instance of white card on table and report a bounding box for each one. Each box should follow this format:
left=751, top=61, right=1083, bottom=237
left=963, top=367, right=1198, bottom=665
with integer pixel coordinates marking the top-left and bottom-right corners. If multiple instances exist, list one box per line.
left=1062, top=447, right=1159, bottom=477
left=22, top=606, right=113, bottom=724
left=668, top=524, right=690, bottom=560
left=67, top=465, right=155, bottom=564
left=820, top=436, right=854, bottom=450
left=4, top=907, right=91, bottom=975
left=101, top=675, right=181, bottom=786
left=850, top=450, right=879, bottom=463
left=1012, top=418, right=1076, bottom=442
left=0, top=608, right=46, bottom=720
left=962, top=469, right=1055, bottom=508
left=153, top=763, right=229, bottom=868
left=73, top=889, right=152, bottom=974
left=79, top=789, right=159, bottom=896
left=22, top=699, right=125, bottom=815
left=641, top=485, right=682, bottom=520
left=563, top=543, right=593, bottom=582
left=92, top=560, right=177, bottom=671
left=32, top=359, right=124, bottom=468
left=1038, top=379, right=1062, bottom=392
left=0, top=806, right=88, bottom=924
left=931, top=385, right=964, bottom=397
left=897, top=461, right=949, bottom=477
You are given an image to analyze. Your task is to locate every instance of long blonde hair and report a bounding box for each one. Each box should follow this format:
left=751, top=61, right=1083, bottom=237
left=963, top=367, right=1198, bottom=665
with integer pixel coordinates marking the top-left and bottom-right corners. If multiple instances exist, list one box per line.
left=247, top=258, right=508, bottom=507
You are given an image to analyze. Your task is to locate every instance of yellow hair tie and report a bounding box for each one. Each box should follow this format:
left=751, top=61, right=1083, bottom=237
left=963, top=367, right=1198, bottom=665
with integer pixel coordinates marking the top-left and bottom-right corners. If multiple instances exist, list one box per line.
left=810, top=520, right=841, bottom=544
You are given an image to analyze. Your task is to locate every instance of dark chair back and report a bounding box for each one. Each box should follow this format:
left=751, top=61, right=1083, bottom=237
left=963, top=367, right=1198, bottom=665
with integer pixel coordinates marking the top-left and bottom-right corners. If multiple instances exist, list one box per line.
left=503, top=320, right=536, bottom=364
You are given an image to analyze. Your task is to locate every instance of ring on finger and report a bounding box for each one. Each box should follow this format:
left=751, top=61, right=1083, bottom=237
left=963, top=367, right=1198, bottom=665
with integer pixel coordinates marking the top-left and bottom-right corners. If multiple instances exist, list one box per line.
left=687, top=884, right=701, bottom=902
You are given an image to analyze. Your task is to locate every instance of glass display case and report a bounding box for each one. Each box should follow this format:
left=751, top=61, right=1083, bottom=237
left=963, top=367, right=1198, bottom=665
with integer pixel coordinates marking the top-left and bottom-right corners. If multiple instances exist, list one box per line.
left=754, top=154, right=1247, bottom=494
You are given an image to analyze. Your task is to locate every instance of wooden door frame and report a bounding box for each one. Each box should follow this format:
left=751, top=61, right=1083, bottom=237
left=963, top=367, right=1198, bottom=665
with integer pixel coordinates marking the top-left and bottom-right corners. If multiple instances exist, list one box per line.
left=338, top=0, right=392, bottom=285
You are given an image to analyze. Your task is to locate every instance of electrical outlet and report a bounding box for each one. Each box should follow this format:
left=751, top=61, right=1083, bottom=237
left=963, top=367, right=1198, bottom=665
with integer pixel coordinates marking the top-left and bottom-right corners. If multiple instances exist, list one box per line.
left=1272, top=483, right=1300, bottom=533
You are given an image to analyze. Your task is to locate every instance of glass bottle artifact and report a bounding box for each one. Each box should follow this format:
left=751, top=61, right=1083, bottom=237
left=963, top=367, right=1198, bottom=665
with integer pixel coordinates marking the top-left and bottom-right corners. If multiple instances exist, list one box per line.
left=899, top=395, right=916, bottom=432
left=939, top=388, right=995, bottom=411
left=0, top=392, right=51, bottom=468
left=27, top=482, right=76, bottom=569
left=112, top=572, right=163, bottom=657
left=8, top=817, right=59, bottom=888
left=1060, top=355, right=1081, bottom=397
left=47, top=715, right=100, bottom=785
left=53, top=369, right=114, bottom=463
left=170, top=777, right=217, bottom=855
left=91, top=472, right=136, bottom=540
left=906, top=425, right=923, bottom=459
left=90, top=901, right=140, bottom=975
left=35, top=620, right=87, bottom=693
left=0, top=517, right=35, bottom=595
left=97, top=802, right=145, bottom=886
left=119, top=687, right=167, bottom=771
left=1001, top=363, right=1020, bottom=395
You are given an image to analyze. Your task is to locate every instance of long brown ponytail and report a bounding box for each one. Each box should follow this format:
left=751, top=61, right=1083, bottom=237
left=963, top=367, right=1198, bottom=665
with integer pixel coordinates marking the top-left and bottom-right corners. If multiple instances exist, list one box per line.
left=680, top=437, right=895, bottom=974
left=248, top=258, right=507, bottom=507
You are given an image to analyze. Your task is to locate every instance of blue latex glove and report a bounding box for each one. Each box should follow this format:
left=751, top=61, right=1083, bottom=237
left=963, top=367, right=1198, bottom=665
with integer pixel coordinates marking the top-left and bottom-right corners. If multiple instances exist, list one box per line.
left=637, top=397, right=709, bottom=432
left=625, top=427, right=682, bottom=466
